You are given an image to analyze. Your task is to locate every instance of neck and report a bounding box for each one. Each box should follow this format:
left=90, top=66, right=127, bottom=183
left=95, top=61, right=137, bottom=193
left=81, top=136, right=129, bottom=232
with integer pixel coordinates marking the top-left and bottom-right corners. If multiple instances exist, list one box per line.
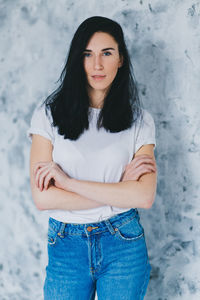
left=87, top=86, right=109, bottom=108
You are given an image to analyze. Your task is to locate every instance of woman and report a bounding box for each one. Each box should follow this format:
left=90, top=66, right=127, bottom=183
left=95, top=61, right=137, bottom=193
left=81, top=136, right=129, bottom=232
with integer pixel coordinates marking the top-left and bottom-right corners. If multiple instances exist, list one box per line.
left=27, top=16, right=157, bottom=300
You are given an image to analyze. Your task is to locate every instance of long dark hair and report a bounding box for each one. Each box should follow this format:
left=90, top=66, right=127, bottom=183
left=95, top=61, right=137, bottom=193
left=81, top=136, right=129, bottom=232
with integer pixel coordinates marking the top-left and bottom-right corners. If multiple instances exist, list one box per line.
left=41, top=16, right=143, bottom=140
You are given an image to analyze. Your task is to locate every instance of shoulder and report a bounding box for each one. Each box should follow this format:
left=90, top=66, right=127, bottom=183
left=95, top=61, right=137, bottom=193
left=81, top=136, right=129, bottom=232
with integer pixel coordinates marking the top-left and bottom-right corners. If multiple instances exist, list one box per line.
left=134, top=108, right=155, bottom=130
left=27, top=101, right=55, bottom=144
left=139, top=108, right=155, bottom=123
left=30, top=101, right=55, bottom=130
left=33, top=101, right=52, bottom=121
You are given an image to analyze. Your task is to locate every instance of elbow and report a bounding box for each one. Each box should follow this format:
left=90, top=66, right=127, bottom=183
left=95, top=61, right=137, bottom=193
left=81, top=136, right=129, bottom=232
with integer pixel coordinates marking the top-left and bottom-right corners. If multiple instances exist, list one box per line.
left=143, top=199, right=153, bottom=209
left=35, top=201, right=44, bottom=211
left=141, top=183, right=157, bottom=210
left=34, top=197, right=44, bottom=211
left=32, top=191, right=45, bottom=211
left=143, top=195, right=155, bottom=209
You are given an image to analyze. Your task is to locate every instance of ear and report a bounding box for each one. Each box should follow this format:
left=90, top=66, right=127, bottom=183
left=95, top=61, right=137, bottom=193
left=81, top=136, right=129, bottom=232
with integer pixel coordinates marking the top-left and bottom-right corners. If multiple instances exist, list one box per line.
left=118, top=55, right=124, bottom=68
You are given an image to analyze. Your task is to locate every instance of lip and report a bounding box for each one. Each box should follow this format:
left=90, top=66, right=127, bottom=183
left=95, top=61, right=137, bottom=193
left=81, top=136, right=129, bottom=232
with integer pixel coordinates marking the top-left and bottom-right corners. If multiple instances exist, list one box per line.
left=92, top=75, right=106, bottom=81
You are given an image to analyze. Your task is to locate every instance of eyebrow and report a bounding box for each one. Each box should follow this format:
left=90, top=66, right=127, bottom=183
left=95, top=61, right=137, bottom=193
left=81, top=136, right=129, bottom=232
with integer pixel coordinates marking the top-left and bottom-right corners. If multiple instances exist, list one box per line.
left=83, top=47, right=116, bottom=52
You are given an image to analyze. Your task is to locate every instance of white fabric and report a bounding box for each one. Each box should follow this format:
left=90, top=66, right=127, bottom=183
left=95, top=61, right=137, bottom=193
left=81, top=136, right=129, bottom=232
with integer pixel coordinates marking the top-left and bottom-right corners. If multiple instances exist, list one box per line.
left=27, top=101, right=156, bottom=223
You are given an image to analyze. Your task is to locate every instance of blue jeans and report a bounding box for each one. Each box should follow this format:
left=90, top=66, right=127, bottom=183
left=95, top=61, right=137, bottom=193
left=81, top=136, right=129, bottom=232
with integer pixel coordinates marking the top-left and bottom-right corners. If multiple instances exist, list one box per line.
left=43, top=208, right=151, bottom=299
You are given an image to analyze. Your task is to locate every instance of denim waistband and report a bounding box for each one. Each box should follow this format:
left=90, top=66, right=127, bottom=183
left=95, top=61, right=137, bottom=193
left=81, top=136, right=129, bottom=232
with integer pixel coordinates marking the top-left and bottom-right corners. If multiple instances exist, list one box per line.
left=49, top=208, right=139, bottom=237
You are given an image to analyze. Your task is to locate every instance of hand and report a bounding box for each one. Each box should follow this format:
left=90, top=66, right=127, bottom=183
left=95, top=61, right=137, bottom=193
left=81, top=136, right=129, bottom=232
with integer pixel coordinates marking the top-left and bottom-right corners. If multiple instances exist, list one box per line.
left=120, top=154, right=157, bottom=182
left=34, top=161, right=71, bottom=191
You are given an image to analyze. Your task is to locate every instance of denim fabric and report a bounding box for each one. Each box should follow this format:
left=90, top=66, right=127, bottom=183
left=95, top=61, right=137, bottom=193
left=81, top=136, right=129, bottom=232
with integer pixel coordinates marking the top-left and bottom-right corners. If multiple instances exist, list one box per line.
left=43, top=208, right=151, bottom=300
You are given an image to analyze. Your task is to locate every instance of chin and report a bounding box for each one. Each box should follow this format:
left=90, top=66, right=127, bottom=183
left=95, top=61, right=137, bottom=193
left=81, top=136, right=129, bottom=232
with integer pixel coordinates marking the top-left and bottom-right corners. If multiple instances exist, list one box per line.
left=89, top=81, right=112, bottom=91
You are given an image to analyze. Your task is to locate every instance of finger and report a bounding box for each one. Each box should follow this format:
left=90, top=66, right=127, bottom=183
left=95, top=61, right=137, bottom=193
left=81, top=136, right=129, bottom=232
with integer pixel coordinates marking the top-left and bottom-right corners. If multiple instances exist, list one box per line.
left=33, top=162, right=52, bottom=176
left=138, top=168, right=155, bottom=180
left=123, top=163, right=156, bottom=181
left=133, top=154, right=154, bottom=160
left=137, top=164, right=156, bottom=173
left=126, top=157, right=156, bottom=170
left=128, top=165, right=155, bottom=178
left=133, top=156, right=156, bottom=166
left=38, top=169, right=50, bottom=191
left=35, top=165, right=50, bottom=188
left=37, top=168, right=51, bottom=190
left=33, top=161, right=47, bottom=172
left=131, top=155, right=156, bottom=166
left=133, top=165, right=156, bottom=178
left=35, top=168, right=42, bottom=188
left=137, top=162, right=157, bottom=171
left=34, top=162, right=49, bottom=177
left=43, top=173, right=53, bottom=190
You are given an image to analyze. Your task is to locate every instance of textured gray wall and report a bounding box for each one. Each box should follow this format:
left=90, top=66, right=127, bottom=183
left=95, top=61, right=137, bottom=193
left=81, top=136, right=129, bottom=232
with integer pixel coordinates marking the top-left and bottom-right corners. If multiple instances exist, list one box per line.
left=1, top=0, right=200, bottom=299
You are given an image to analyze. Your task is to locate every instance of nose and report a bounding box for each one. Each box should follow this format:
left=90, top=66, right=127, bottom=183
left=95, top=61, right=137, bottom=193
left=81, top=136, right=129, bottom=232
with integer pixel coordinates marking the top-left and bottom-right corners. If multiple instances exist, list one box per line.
left=94, top=55, right=103, bottom=70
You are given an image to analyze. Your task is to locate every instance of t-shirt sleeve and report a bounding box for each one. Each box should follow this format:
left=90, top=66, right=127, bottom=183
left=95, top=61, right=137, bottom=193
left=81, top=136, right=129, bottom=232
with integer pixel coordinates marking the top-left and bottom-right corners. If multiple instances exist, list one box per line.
left=26, top=103, right=55, bottom=144
left=134, top=109, right=156, bottom=154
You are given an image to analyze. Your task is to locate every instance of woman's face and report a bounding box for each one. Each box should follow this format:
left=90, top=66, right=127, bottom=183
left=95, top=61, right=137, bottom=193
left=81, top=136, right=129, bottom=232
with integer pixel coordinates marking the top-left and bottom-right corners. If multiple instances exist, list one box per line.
left=83, top=31, right=123, bottom=93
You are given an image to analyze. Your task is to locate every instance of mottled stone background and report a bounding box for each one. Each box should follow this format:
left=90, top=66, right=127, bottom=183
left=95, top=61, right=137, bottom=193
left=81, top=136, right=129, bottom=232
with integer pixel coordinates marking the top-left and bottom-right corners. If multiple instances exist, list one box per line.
left=1, top=0, right=200, bottom=299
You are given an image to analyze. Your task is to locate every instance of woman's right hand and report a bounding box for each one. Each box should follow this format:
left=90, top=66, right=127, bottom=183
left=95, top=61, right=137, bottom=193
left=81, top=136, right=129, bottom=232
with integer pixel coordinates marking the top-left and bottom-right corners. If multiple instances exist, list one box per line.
left=120, top=154, right=157, bottom=182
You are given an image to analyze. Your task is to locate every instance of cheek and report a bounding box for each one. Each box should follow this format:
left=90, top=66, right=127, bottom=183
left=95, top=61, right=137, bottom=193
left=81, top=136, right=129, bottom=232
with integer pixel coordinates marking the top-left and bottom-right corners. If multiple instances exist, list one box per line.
left=106, top=62, right=119, bottom=78
left=83, top=60, right=92, bottom=74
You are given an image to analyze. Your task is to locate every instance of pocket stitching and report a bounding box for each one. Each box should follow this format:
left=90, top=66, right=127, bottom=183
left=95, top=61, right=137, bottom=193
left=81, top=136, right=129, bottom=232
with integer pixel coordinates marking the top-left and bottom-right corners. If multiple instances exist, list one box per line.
left=47, top=224, right=59, bottom=246
left=116, top=230, right=144, bottom=241
left=115, top=217, right=144, bottom=241
left=48, top=234, right=57, bottom=245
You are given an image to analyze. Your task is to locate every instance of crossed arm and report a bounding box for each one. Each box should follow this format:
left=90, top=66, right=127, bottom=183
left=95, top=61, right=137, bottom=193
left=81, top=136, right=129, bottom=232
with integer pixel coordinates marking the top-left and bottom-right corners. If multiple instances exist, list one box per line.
left=29, top=135, right=157, bottom=211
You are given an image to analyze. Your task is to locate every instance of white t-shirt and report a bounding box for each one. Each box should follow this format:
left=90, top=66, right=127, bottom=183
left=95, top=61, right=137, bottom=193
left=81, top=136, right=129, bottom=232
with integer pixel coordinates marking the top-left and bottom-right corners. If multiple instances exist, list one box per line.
left=27, top=102, right=156, bottom=223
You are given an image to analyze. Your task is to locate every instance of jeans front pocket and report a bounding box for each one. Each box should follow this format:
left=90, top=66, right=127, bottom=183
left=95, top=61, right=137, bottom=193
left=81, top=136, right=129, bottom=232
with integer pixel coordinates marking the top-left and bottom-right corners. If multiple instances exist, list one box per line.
left=47, top=218, right=61, bottom=246
left=115, top=214, right=144, bottom=242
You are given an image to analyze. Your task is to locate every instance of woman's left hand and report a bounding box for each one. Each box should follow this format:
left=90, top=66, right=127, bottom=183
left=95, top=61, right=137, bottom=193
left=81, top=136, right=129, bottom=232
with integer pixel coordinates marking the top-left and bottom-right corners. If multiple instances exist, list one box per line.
left=34, top=161, right=71, bottom=191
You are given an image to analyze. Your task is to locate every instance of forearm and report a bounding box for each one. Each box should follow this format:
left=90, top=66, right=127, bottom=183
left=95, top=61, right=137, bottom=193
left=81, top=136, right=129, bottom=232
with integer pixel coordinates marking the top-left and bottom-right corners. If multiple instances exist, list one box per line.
left=66, top=174, right=156, bottom=209
left=32, top=184, right=105, bottom=211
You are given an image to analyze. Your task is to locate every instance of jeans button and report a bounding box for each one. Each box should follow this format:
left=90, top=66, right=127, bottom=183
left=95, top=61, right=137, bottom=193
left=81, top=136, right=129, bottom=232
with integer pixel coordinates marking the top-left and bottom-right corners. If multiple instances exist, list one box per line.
left=87, top=226, right=93, bottom=232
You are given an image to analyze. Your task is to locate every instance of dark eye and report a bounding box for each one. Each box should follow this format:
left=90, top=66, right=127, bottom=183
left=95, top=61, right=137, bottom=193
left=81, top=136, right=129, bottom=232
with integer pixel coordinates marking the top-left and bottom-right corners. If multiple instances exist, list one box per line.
left=83, top=53, right=91, bottom=57
left=103, top=51, right=111, bottom=56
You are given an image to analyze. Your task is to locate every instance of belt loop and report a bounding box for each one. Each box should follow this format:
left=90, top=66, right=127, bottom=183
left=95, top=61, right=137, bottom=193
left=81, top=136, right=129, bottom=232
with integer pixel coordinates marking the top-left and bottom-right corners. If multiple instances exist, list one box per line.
left=104, top=219, right=117, bottom=235
left=58, top=222, right=67, bottom=238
